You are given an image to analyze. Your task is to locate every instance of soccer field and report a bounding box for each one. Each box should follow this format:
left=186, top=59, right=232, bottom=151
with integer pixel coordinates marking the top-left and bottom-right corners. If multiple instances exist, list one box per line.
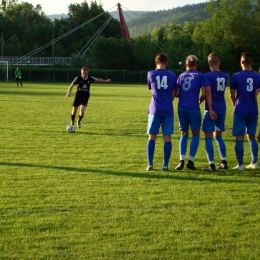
left=0, top=82, right=260, bottom=259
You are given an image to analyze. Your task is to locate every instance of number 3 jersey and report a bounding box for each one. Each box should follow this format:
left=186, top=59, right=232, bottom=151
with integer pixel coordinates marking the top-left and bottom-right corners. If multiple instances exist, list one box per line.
left=177, top=70, right=204, bottom=110
left=204, top=71, right=229, bottom=112
left=147, top=69, right=177, bottom=116
left=230, top=70, right=260, bottom=116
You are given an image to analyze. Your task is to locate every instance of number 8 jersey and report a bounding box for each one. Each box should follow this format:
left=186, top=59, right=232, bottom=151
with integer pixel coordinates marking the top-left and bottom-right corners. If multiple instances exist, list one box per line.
left=147, top=69, right=177, bottom=116
left=177, top=70, right=205, bottom=110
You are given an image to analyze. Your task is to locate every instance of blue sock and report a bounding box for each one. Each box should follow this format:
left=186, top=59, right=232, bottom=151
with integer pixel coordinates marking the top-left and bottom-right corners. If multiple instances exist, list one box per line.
left=163, top=142, right=172, bottom=166
left=205, top=137, right=214, bottom=162
left=249, top=139, right=258, bottom=164
left=190, top=135, right=199, bottom=158
left=215, top=136, right=227, bottom=159
left=147, top=140, right=155, bottom=166
left=179, top=135, right=188, bottom=157
left=235, top=140, right=244, bottom=166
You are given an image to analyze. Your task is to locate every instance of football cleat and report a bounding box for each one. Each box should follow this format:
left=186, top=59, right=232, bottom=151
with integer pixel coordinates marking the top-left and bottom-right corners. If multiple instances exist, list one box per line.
left=162, top=165, right=168, bottom=171
left=186, top=160, right=197, bottom=170
left=146, top=165, right=153, bottom=171
left=175, top=160, right=185, bottom=170
left=217, top=160, right=228, bottom=169
left=77, top=120, right=81, bottom=128
left=246, top=162, right=259, bottom=169
left=203, top=164, right=216, bottom=171
left=232, top=164, right=244, bottom=171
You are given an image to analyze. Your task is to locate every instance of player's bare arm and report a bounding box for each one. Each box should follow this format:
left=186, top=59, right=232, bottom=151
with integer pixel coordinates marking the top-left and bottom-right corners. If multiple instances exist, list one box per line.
left=255, top=88, right=260, bottom=100
left=174, top=88, right=180, bottom=98
left=199, top=87, right=206, bottom=105
left=96, top=78, right=112, bottom=83
left=65, top=84, right=74, bottom=99
left=229, top=89, right=236, bottom=107
left=172, top=90, right=177, bottom=101
left=257, top=132, right=260, bottom=143
left=205, top=86, right=217, bottom=120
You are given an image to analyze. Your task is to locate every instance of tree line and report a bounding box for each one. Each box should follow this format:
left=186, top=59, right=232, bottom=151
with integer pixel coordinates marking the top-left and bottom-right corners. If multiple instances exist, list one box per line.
left=1, top=0, right=260, bottom=74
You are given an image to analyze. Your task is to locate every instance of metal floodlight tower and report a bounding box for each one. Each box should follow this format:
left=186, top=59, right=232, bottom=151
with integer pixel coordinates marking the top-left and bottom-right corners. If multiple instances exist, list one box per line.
left=117, top=3, right=131, bottom=41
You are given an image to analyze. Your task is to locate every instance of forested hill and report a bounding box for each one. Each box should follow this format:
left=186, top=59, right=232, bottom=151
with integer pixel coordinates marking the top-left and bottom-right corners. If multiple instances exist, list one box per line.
left=125, top=3, right=209, bottom=37
left=109, top=11, right=149, bottom=22
left=47, top=3, right=208, bottom=36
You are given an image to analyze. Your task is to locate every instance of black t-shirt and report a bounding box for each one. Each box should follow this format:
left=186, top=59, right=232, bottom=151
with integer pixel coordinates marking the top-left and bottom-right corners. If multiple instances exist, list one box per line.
left=71, top=75, right=97, bottom=92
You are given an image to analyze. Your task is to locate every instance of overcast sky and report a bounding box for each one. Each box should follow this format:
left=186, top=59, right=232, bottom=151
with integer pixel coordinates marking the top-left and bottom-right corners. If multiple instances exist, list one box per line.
left=24, top=0, right=206, bottom=15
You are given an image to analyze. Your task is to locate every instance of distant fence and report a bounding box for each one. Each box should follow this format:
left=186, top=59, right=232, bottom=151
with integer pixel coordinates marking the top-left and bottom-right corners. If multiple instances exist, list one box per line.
left=0, top=57, right=185, bottom=84
left=0, top=56, right=72, bottom=66
left=0, top=66, right=160, bottom=84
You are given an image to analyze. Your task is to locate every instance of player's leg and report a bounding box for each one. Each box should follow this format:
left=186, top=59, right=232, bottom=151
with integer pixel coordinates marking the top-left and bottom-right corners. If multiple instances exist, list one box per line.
left=175, top=107, right=188, bottom=170
left=77, top=95, right=89, bottom=128
left=16, top=78, right=19, bottom=87
left=215, top=131, right=228, bottom=169
left=175, top=131, right=188, bottom=170
left=232, top=114, right=245, bottom=170
left=77, top=105, right=86, bottom=128
left=146, top=114, right=160, bottom=170
left=246, top=115, right=258, bottom=169
left=187, top=109, right=201, bottom=170
left=71, top=106, right=78, bottom=126
left=202, top=110, right=215, bottom=170
left=187, top=130, right=200, bottom=170
left=214, top=111, right=227, bottom=169
left=162, top=116, right=173, bottom=171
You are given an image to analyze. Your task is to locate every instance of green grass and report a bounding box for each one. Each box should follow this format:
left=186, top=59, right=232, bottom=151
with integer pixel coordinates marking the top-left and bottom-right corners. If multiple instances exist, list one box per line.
left=0, top=82, right=260, bottom=260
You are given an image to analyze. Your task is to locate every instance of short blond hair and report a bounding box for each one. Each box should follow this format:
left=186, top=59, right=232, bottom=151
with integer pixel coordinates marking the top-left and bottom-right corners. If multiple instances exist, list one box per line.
left=186, top=55, right=198, bottom=67
left=208, top=53, right=220, bottom=65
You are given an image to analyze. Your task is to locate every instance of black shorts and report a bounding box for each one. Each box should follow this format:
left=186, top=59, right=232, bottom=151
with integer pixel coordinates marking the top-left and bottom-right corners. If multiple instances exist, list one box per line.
left=73, top=90, right=90, bottom=107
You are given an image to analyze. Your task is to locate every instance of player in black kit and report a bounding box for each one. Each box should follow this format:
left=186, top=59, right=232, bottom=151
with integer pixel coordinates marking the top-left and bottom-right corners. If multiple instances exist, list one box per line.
left=65, top=67, right=112, bottom=127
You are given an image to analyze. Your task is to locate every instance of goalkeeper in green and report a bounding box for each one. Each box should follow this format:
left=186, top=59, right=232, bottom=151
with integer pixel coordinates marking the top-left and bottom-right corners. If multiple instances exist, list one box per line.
left=15, top=68, right=22, bottom=87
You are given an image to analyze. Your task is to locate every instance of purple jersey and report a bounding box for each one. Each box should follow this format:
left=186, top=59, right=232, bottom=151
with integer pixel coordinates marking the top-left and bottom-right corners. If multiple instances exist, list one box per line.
left=230, top=70, right=260, bottom=116
left=177, top=70, right=204, bottom=110
left=204, top=71, right=228, bottom=112
left=147, top=69, right=177, bottom=116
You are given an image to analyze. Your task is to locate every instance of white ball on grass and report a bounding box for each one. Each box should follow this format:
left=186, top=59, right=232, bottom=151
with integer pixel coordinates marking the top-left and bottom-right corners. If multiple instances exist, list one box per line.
left=66, top=125, right=75, bottom=133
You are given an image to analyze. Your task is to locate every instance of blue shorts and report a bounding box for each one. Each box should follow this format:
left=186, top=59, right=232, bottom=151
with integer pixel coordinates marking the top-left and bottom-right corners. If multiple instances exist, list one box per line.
left=178, top=106, right=201, bottom=131
left=232, top=114, right=258, bottom=136
left=202, top=110, right=226, bottom=132
left=147, top=114, right=174, bottom=135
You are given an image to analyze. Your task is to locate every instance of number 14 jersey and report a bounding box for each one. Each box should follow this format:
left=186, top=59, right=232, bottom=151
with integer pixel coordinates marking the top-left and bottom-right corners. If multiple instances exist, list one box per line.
left=147, top=69, right=177, bottom=116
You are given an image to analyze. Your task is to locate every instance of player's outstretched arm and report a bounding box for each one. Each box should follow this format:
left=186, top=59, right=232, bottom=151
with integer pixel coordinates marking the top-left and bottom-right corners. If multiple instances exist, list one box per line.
left=96, top=78, right=112, bottom=83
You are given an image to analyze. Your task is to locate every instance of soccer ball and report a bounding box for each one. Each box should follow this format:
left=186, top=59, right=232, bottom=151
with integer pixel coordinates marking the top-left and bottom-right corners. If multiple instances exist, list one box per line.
left=66, top=125, right=75, bottom=133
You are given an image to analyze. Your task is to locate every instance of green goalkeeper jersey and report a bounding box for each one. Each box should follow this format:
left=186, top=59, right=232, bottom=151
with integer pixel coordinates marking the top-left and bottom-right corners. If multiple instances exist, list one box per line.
left=15, top=69, right=21, bottom=78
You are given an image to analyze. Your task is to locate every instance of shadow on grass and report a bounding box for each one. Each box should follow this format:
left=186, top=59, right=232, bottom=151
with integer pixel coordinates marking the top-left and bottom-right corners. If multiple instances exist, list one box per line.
left=0, top=161, right=259, bottom=184
left=5, top=126, right=147, bottom=138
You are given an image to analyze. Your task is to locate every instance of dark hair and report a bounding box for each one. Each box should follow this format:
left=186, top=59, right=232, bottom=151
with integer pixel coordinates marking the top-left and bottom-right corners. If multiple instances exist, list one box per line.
left=155, top=53, right=168, bottom=64
left=241, top=52, right=253, bottom=64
